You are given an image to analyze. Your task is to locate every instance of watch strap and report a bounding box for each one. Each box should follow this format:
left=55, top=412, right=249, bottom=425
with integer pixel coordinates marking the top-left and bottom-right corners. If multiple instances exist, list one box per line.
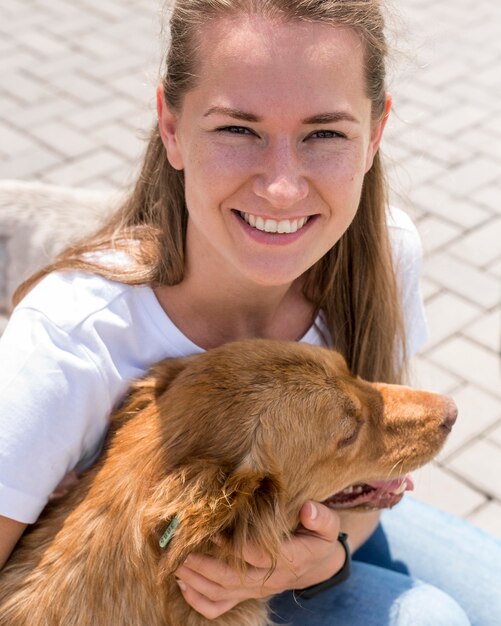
left=295, top=532, right=351, bottom=599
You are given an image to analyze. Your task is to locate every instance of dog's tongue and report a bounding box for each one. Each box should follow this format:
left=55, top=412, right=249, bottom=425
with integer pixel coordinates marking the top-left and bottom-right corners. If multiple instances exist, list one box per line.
left=324, top=474, right=415, bottom=511
left=366, top=474, right=414, bottom=493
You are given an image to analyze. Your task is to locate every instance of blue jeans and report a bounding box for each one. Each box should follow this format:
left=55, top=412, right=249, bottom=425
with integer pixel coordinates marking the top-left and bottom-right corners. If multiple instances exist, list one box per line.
left=270, top=497, right=501, bottom=625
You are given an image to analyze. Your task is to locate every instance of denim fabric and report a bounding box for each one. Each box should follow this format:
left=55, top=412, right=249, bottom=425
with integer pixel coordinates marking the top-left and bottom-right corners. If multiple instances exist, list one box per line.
left=270, top=497, right=501, bottom=625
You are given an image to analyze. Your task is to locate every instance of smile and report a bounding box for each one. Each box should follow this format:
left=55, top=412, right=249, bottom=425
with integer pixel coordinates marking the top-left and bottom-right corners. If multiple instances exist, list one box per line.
left=238, top=211, right=311, bottom=234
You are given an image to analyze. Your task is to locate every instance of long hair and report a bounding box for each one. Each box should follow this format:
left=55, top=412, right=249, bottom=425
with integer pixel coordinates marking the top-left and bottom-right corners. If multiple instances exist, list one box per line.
left=14, top=0, right=405, bottom=383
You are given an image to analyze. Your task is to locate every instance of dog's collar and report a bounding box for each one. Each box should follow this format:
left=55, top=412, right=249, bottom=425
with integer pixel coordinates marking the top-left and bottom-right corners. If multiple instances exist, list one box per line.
left=159, top=515, right=180, bottom=548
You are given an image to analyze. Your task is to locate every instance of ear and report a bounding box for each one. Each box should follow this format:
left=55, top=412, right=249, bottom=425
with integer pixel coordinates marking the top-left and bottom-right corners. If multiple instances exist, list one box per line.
left=125, top=356, right=194, bottom=406
left=156, top=83, right=184, bottom=171
left=149, top=463, right=287, bottom=578
left=365, top=92, right=392, bottom=173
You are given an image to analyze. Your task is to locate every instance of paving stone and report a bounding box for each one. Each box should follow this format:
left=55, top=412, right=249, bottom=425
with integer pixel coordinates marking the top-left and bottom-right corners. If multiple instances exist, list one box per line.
left=28, top=121, right=98, bottom=159
left=82, top=54, right=148, bottom=81
left=66, top=100, right=136, bottom=130
left=50, top=73, right=111, bottom=105
left=412, top=185, right=491, bottom=230
left=486, top=420, right=501, bottom=447
left=0, top=145, right=61, bottom=180
left=436, top=158, right=500, bottom=197
left=73, top=32, right=125, bottom=60
left=423, top=253, right=500, bottom=309
left=420, top=292, right=481, bottom=350
left=19, top=30, right=69, bottom=57
left=462, top=309, right=500, bottom=354
left=421, top=277, right=442, bottom=302
left=487, top=258, right=501, bottom=279
left=457, top=126, right=501, bottom=163
left=31, top=53, right=93, bottom=81
left=393, top=153, right=442, bottom=189
left=41, top=149, right=127, bottom=187
left=0, top=121, right=39, bottom=156
left=108, top=73, right=155, bottom=106
left=417, top=216, right=461, bottom=255
left=428, top=336, right=501, bottom=398
left=92, top=123, right=146, bottom=161
left=0, top=50, right=39, bottom=74
left=3, top=97, right=79, bottom=128
left=448, top=218, right=501, bottom=268
left=0, top=315, right=8, bottom=337
left=410, top=464, right=486, bottom=518
left=423, top=103, right=489, bottom=138
left=408, top=356, right=462, bottom=395
left=467, top=501, right=501, bottom=539
left=472, top=185, right=501, bottom=215
left=438, top=385, right=501, bottom=458
left=447, top=440, right=501, bottom=500
left=2, top=70, right=55, bottom=104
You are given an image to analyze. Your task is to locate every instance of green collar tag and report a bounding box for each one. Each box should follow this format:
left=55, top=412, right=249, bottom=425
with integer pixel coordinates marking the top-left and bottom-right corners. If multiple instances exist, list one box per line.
left=159, top=515, right=180, bottom=548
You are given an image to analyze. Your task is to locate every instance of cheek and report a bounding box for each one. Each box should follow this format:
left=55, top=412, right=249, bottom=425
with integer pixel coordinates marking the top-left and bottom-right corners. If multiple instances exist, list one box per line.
left=307, top=143, right=368, bottom=186
left=184, top=141, right=257, bottom=205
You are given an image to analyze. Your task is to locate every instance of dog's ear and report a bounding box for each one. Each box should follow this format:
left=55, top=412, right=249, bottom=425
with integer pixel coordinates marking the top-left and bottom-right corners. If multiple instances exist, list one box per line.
left=116, top=357, right=195, bottom=422
left=149, top=460, right=288, bottom=578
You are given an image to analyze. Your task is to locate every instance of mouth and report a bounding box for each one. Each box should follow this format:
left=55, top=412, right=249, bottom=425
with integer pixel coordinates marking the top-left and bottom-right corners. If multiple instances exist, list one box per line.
left=237, top=211, right=313, bottom=234
left=323, top=475, right=414, bottom=511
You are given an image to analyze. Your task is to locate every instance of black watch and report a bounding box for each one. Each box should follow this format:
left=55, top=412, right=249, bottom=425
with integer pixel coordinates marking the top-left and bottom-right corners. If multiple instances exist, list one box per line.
left=295, top=532, right=351, bottom=599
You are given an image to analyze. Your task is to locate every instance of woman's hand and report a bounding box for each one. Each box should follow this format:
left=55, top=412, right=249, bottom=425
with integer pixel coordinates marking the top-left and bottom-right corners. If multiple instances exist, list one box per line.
left=175, top=501, right=345, bottom=621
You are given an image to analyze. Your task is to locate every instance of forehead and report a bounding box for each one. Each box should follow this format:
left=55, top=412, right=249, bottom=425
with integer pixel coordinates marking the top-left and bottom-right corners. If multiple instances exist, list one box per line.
left=187, top=14, right=369, bottom=119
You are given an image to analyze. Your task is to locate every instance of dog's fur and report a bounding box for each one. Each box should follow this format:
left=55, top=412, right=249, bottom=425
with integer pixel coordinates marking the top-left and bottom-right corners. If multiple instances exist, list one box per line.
left=0, top=340, right=455, bottom=626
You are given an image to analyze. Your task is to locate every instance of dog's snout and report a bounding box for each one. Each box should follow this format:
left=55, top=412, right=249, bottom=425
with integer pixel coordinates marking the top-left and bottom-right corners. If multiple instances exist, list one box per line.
left=441, top=397, right=458, bottom=432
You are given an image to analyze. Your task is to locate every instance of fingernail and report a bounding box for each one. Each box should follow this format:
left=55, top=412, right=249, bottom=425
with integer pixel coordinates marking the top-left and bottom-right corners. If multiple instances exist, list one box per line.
left=308, top=502, right=318, bottom=520
left=177, top=579, right=187, bottom=592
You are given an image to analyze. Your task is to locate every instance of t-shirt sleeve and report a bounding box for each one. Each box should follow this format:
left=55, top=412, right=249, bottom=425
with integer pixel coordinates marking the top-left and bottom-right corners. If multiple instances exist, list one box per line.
left=0, top=308, right=113, bottom=524
left=388, top=207, right=429, bottom=359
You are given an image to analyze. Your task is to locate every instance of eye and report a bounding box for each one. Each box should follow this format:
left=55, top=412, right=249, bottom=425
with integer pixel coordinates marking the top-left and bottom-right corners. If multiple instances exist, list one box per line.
left=337, top=419, right=364, bottom=449
left=307, top=129, right=346, bottom=140
left=216, top=125, right=255, bottom=136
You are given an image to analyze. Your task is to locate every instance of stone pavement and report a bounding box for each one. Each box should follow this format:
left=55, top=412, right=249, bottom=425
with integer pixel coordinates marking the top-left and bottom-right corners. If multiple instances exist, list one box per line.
left=0, top=0, right=500, bottom=537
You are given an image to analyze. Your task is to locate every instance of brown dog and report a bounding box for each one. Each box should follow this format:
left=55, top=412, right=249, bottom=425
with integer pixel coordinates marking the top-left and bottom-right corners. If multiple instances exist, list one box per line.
left=0, top=340, right=456, bottom=626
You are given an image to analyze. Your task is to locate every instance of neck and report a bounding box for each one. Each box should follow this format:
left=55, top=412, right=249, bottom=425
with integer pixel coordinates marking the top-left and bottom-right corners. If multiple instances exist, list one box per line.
left=155, top=271, right=314, bottom=350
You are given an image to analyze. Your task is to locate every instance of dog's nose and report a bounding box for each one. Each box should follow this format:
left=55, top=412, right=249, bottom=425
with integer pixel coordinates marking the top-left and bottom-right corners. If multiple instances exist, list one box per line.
left=441, top=397, right=458, bottom=431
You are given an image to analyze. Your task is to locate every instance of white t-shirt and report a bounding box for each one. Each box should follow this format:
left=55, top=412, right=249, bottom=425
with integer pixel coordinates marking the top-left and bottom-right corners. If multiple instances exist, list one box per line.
left=0, top=207, right=427, bottom=523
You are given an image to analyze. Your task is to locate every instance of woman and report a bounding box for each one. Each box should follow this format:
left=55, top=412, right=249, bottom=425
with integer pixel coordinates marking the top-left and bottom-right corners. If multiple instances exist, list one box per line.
left=0, top=1, right=499, bottom=624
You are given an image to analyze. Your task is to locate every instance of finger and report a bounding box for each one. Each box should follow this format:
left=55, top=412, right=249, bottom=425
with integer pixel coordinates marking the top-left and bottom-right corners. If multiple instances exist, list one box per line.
left=298, top=501, right=341, bottom=542
left=239, top=540, right=279, bottom=569
left=176, top=564, right=233, bottom=603
left=176, top=580, right=237, bottom=620
left=178, top=555, right=272, bottom=597
left=177, top=553, right=240, bottom=588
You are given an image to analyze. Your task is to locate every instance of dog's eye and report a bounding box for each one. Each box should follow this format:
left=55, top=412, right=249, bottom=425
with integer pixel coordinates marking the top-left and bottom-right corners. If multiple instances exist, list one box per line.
left=338, top=419, right=364, bottom=449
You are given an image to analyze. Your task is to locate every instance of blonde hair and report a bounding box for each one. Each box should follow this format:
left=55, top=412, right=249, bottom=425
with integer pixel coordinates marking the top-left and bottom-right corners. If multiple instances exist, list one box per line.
left=14, top=0, right=405, bottom=383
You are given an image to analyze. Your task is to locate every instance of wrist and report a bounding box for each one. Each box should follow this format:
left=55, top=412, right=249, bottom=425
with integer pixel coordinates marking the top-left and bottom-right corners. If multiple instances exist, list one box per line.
left=295, top=532, right=351, bottom=599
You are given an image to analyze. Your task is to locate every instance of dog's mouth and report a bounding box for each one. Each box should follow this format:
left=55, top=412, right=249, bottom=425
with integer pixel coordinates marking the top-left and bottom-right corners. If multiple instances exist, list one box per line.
left=323, top=475, right=414, bottom=510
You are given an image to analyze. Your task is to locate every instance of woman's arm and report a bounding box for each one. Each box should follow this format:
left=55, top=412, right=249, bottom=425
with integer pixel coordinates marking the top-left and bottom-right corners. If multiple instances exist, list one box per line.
left=175, top=501, right=380, bottom=620
left=0, top=515, right=27, bottom=570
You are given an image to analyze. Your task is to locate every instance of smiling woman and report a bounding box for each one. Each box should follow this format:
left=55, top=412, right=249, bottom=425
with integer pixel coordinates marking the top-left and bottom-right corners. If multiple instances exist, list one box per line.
left=1, top=1, right=500, bottom=625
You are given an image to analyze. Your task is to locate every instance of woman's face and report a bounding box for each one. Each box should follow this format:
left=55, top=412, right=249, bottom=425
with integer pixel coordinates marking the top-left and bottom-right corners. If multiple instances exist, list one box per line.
left=158, top=15, right=390, bottom=288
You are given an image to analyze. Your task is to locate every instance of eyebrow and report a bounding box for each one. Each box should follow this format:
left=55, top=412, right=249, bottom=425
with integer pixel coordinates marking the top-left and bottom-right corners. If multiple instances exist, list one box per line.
left=203, top=106, right=261, bottom=122
left=203, top=106, right=359, bottom=125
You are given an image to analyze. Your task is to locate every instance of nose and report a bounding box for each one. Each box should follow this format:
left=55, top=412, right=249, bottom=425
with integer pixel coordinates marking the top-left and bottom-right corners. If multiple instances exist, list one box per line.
left=441, top=396, right=458, bottom=432
left=252, top=140, right=308, bottom=208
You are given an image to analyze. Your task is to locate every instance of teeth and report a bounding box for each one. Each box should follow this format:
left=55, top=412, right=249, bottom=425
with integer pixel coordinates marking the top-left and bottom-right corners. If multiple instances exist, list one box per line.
left=341, top=485, right=364, bottom=495
left=240, top=212, right=309, bottom=234
left=394, top=481, right=407, bottom=495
